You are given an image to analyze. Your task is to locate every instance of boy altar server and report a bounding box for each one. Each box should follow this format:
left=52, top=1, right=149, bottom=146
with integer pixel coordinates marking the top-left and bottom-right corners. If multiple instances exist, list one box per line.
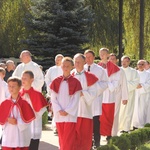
left=20, top=71, right=48, bottom=150
left=50, top=57, right=82, bottom=150
left=72, top=53, right=98, bottom=150
left=98, top=48, right=120, bottom=140
left=0, top=77, right=35, bottom=150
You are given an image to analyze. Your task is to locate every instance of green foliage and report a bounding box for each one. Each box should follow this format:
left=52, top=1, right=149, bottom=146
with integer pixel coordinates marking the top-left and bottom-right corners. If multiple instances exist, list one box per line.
left=120, top=127, right=150, bottom=150
left=123, top=0, right=150, bottom=60
left=42, top=110, right=48, bottom=126
left=97, top=144, right=119, bottom=150
left=145, top=123, right=150, bottom=127
left=0, top=0, right=31, bottom=57
left=108, top=136, right=131, bottom=150
left=134, top=129, right=148, bottom=144
left=84, top=0, right=119, bottom=56
left=25, top=0, right=93, bottom=57
left=138, top=143, right=150, bottom=150
left=0, top=0, right=150, bottom=60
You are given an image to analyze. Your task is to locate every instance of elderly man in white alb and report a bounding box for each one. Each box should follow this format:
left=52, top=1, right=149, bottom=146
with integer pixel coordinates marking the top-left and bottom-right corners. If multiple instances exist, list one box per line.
left=144, top=60, right=150, bottom=73
left=132, top=60, right=150, bottom=129
left=118, top=56, right=139, bottom=133
left=12, top=50, right=44, bottom=92
left=45, top=54, right=64, bottom=134
left=12, top=50, right=45, bottom=150
left=45, top=54, right=64, bottom=96
left=84, top=49, right=108, bottom=148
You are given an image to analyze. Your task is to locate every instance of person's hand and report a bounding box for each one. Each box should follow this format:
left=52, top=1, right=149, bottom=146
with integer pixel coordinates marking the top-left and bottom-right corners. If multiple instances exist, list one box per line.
left=80, top=92, right=83, bottom=97
left=137, top=84, right=142, bottom=89
left=8, top=117, right=17, bottom=125
left=122, top=100, right=128, bottom=105
left=59, top=110, right=68, bottom=116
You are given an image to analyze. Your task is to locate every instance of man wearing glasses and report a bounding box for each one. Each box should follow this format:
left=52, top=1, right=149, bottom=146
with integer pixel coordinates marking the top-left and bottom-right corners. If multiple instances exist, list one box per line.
left=132, top=60, right=150, bottom=130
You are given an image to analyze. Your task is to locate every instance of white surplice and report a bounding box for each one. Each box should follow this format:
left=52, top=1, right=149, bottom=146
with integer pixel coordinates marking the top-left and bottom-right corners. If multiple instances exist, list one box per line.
left=84, top=63, right=108, bottom=116
left=2, top=100, right=31, bottom=147
left=22, top=94, right=46, bottom=139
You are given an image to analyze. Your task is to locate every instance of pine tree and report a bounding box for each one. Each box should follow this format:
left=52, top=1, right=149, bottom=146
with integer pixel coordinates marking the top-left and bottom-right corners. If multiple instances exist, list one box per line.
left=25, top=0, right=93, bottom=57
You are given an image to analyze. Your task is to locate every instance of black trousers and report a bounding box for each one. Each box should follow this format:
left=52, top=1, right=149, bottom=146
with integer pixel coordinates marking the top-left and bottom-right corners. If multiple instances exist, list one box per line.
left=29, top=139, right=40, bottom=150
left=93, top=115, right=100, bottom=147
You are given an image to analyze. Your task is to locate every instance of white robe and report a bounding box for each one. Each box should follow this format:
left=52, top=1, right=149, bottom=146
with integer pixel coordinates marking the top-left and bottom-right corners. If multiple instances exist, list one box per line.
left=51, top=80, right=81, bottom=122
left=119, top=67, right=139, bottom=131
left=72, top=69, right=98, bottom=119
left=2, top=100, right=31, bottom=147
left=102, top=69, right=120, bottom=104
left=45, top=65, right=63, bottom=95
left=112, top=68, right=128, bottom=136
left=22, top=94, right=46, bottom=139
left=0, top=78, right=10, bottom=104
left=12, top=61, right=44, bottom=92
left=84, top=63, right=108, bottom=116
left=0, top=78, right=10, bottom=138
left=132, top=70, right=150, bottom=128
left=146, top=68, right=150, bottom=73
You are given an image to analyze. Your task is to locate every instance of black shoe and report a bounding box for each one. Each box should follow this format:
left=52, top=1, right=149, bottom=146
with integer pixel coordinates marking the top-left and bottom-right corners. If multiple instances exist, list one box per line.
left=130, top=126, right=138, bottom=131
left=106, top=136, right=112, bottom=141
left=120, top=130, right=128, bottom=133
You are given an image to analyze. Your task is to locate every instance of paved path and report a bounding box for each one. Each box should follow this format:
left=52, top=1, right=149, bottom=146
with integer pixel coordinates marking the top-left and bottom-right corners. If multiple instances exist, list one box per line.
left=39, top=121, right=59, bottom=150
left=39, top=121, right=107, bottom=150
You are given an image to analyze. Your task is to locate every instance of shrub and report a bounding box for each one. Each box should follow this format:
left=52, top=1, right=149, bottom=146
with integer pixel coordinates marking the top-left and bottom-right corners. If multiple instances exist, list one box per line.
left=136, top=128, right=148, bottom=143
left=138, top=143, right=150, bottom=150
left=120, top=132, right=140, bottom=150
left=109, top=136, right=131, bottom=150
left=144, top=123, right=150, bottom=127
left=97, top=144, right=119, bottom=150
left=42, top=110, right=48, bottom=126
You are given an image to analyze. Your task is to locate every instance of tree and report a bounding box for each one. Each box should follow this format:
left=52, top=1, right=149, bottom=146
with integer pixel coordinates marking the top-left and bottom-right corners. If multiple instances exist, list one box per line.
left=0, top=0, right=31, bottom=57
left=84, top=0, right=119, bottom=55
left=25, top=0, right=93, bottom=57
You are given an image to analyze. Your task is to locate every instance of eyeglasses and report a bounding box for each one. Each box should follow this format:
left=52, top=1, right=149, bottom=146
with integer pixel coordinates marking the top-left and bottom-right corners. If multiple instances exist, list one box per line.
left=137, top=64, right=145, bottom=66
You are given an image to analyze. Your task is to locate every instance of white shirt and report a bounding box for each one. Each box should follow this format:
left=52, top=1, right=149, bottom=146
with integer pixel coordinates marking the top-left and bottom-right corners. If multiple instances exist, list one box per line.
left=12, top=61, right=44, bottom=92
left=0, top=78, right=10, bottom=104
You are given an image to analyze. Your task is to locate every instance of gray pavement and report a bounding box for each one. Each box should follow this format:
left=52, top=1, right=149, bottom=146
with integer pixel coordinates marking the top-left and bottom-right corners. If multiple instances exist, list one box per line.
left=39, top=121, right=107, bottom=150
left=39, top=121, right=59, bottom=150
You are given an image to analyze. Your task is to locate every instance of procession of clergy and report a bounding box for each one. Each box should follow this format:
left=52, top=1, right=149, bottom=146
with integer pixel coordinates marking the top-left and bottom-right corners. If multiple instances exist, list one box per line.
left=0, top=48, right=150, bottom=150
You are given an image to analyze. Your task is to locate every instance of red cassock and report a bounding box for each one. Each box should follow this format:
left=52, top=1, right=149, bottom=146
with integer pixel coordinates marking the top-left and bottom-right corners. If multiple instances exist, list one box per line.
left=20, top=87, right=48, bottom=112
left=98, top=61, right=120, bottom=136
left=50, top=75, right=82, bottom=150
left=72, top=71, right=98, bottom=150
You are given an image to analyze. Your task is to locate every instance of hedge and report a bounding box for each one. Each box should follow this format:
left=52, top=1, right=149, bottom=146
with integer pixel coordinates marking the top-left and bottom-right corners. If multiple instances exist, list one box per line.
left=98, top=125, right=150, bottom=150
